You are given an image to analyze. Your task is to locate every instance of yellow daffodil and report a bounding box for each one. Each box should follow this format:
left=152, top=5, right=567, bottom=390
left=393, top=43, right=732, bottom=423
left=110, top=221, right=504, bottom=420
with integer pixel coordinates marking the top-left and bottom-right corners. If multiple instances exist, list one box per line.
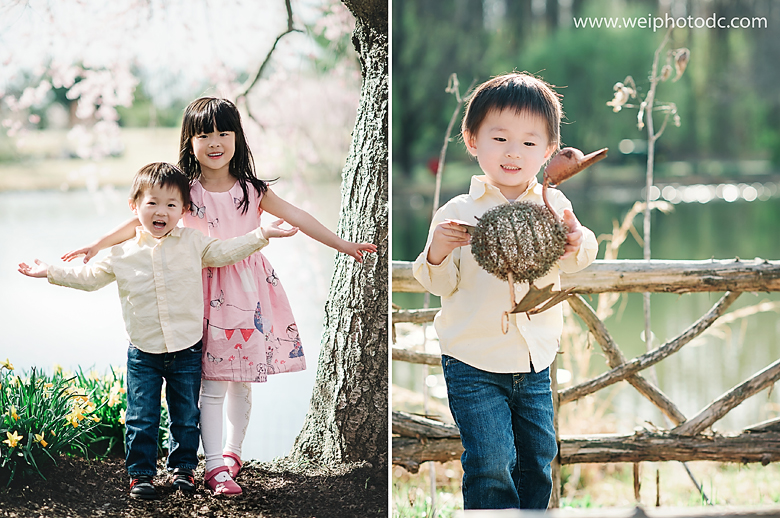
left=53, top=363, right=63, bottom=375
left=91, top=415, right=100, bottom=423
left=0, top=358, right=13, bottom=371
left=119, top=408, right=126, bottom=425
left=3, top=431, right=22, bottom=448
left=66, top=414, right=80, bottom=428
left=44, top=383, right=53, bottom=389
left=50, top=430, right=56, bottom=436
left=89, top=370, right=100, bottom=381
left=9, top=405, right=19, bottom=421
left=107, top=391, right=122, bottom=407
left=34, top=433, right=48, bottom=448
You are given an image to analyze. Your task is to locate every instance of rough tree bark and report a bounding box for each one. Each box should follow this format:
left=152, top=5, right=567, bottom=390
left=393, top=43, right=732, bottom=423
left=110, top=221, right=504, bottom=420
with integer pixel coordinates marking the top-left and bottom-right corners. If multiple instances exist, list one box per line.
left=289, top=0, right=388, bottom=468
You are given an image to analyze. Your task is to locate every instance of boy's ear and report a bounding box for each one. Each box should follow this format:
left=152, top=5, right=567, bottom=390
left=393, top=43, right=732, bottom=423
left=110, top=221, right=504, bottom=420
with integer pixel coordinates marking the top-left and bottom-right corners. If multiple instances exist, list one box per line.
left=463, top=131, right=478, bottom=157
left=128, top=199, right=138, bottom=214
left=545, top=144, right=557, bottom=160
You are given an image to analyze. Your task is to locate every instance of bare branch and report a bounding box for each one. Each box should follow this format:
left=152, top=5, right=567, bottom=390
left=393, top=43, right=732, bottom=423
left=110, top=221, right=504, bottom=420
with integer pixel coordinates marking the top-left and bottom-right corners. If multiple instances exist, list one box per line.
left=234, top=0, right=303, bottom=103
left=560, top=291, right=741, bottom=404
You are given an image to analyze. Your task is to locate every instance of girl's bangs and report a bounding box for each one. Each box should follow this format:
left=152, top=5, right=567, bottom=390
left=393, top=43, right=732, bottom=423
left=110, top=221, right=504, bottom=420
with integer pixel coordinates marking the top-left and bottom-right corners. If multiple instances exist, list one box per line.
left=189, top=102, right=240, bottom=135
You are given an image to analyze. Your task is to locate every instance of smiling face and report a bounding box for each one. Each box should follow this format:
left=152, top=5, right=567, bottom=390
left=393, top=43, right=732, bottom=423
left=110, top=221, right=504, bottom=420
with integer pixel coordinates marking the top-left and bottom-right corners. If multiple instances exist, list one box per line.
left=464, top=109, right=555, bottom=200
left=130, top=184, right=187, bottom=238
left=190, top=128, right=236, bottom=177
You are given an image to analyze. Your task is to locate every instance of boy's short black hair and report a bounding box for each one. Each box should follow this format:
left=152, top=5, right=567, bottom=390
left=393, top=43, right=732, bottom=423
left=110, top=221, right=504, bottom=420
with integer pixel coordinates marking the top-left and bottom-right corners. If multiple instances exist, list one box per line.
left=129, top=162, right=192, bottom=210
left=462, top=72, right=563, bottom=149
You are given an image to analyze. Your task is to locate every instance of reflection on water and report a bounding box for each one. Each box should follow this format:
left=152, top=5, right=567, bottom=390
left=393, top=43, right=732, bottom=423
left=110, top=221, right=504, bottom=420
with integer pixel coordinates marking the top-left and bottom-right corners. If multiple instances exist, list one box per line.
left=1, top=181, right=342, bottom=461
left=393, top=181, right=780, bottom=433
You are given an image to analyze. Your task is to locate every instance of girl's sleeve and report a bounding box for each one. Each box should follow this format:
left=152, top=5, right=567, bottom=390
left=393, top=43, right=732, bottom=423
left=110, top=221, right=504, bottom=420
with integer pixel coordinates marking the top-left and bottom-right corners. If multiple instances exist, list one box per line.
left=548, top=189, right=598, bottom=273
left=411, top=204, right=461, bottom=297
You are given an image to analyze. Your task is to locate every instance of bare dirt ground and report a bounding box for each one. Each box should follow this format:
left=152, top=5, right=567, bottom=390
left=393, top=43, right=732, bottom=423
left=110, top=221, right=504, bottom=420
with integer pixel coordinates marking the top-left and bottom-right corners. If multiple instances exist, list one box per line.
left=0, top=455, right=387, bottom=518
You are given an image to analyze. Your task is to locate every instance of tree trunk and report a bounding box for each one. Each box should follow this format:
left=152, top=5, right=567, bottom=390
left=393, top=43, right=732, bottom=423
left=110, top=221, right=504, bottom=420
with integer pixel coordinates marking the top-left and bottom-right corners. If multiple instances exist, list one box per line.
left=289, top=0, right=388, bottom=468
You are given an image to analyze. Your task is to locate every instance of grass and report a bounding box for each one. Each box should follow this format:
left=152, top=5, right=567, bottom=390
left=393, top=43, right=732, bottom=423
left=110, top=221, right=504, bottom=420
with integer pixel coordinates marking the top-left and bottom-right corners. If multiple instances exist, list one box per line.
left=0, top=127, right=180, bottom=191
left=392, top=461, right=780, bottom=516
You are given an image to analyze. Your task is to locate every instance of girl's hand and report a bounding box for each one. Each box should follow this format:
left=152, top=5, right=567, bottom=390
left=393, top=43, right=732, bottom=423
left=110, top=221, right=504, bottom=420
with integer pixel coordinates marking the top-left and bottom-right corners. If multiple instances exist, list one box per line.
left=62, top=244, right=99, bottom=264
left=560, top=209, right=583, bottom=260
left=340, top=241, right=378, bottom=263
left=427, top=219, right=471, bottom=265
left=18, top=259, right=49, bottom=278
left=261, top=219, right=299, bottom=239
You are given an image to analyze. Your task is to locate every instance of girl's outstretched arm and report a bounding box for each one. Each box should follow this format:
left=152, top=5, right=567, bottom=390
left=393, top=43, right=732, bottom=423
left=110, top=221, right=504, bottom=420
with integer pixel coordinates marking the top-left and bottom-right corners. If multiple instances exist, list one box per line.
left=260, top=188, right=377, bottom=263
left=61, top=217, right=139, bottom=263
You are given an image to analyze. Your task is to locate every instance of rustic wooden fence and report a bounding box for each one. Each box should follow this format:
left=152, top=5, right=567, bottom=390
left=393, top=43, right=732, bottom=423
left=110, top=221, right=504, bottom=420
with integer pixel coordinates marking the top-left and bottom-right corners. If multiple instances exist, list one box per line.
left=392, top=258, right=780, bottom=506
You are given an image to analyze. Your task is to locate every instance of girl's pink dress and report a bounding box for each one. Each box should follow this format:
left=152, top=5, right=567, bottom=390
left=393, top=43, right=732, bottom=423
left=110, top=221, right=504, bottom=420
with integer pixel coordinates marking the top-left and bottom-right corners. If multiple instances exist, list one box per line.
left=182, top=180, right=306, bottom=382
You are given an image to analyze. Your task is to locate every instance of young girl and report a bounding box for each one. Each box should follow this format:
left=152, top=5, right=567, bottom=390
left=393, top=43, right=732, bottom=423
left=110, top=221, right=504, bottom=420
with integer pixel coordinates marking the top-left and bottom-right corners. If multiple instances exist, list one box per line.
left=64, top=97, right=377, bottom=495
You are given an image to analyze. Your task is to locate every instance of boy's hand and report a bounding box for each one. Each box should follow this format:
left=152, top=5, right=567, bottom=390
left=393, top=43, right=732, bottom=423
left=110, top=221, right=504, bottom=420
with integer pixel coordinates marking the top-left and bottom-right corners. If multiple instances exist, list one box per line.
left=62, top=244, right=99, bottom=264
left=339, top=241, right=378, bottom=263
left=560, top=209, right=583, bottom=260
left=261, top=219, right=299, bottom=239
left=18, top=259, right=49, bottom=278
left=427, top=219, right=471, bottom=266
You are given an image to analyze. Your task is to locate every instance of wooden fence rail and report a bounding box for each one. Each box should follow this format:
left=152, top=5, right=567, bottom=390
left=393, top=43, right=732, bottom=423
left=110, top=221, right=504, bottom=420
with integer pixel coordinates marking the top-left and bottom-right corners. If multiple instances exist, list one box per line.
left=392, top=258, right=780, bottom=475
left=392, top=259, right=780, bottom=294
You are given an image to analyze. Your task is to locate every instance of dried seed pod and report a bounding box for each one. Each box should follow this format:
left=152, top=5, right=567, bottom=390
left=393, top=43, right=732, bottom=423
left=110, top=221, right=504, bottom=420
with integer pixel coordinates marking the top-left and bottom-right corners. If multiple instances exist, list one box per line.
left=660, top=64, right=673, bottom=82
left=672, top=48, right=690, bottom=82
left=470, top=202, right=568, bottom=284
left=544, top=147, right=608, bottom=186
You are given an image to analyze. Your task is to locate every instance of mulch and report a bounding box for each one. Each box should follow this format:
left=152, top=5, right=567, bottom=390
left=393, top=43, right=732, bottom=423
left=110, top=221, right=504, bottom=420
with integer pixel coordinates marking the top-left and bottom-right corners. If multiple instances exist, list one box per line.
left=0, top=455, right=387, bottom=518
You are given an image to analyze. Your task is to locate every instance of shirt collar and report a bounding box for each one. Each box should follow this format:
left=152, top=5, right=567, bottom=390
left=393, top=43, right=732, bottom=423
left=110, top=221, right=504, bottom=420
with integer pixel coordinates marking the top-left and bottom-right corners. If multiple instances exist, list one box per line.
left=135, top=225, right=183, bottom=245
left=468, top=175, right=539, bottom=202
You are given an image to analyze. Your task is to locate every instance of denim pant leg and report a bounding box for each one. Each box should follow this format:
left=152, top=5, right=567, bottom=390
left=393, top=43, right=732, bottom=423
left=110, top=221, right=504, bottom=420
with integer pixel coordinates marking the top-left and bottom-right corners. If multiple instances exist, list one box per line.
left=126, top=346, right=164, bottom=478
left=509, top=366, right=557, bottom=509
left=442, top=356, right=520, bottom=510
left=163, top=341, right=203, bottom=472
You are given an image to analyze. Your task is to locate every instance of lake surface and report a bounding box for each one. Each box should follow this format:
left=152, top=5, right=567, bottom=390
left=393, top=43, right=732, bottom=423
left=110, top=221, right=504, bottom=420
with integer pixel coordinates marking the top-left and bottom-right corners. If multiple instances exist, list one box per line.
left=393, top=177, right=780, bottom=434
left=1, top=181, right=343, bottom=462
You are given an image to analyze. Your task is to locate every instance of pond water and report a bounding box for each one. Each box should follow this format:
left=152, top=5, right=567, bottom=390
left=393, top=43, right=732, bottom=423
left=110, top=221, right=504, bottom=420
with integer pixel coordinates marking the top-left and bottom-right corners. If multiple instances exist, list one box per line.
left=393, top=177, right=780, bottom=434
left=1, top=181, right=343, bottom=462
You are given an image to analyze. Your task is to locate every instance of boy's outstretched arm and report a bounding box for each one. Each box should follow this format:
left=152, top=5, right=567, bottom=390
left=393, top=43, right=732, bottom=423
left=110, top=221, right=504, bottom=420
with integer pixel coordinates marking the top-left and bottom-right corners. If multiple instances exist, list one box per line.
left=259, top=188, right=377, bottom=263
left=18, top=259, right=49, bottom=278
left=262, top=219, right=299, bottom=239
left=61, top=217, right=139, bottom=263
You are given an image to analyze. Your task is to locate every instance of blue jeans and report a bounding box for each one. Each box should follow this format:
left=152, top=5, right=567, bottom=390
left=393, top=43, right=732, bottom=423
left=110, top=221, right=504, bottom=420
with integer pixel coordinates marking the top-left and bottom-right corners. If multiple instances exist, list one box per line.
left=442, top=355, right=557, bottom=510
left=125, top=341, right=202, bottom=478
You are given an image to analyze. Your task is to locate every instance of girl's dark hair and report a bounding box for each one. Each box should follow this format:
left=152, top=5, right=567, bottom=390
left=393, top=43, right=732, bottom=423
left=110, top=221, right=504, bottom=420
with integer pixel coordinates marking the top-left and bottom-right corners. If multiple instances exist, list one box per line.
left=129, top=162, right=192, bottom=210
left=178, top=97, right=273, bottom=214
left=462, top=72, right=563, bottom=149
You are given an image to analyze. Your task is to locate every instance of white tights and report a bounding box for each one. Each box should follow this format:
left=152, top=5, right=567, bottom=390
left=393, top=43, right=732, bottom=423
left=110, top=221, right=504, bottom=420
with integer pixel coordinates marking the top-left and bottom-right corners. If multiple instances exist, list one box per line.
left=200, top=380, right=252, bottom=473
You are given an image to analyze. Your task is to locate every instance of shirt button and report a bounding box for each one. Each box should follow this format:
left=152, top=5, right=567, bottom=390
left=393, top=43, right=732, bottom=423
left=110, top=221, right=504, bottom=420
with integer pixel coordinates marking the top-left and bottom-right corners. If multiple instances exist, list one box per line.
left=156, top=272, right=162, bottom=277
left=159, top=295, right=165, bottom=301
left=521, top=326, right=527, bottom=332
left=162, top=322, right=168, bottom=327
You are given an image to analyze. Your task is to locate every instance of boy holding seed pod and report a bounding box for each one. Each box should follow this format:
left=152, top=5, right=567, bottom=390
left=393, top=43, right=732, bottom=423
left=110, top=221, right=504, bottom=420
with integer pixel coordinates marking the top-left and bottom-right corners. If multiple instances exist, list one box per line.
left=412, top=72, right=599, bottom=510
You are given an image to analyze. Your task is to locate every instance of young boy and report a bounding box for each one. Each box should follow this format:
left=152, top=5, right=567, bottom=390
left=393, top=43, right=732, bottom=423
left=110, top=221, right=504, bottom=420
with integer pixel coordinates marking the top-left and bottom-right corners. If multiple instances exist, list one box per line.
left=18, top=162, right=297, bottom=500
left=412, top=73, right=598, bottom=510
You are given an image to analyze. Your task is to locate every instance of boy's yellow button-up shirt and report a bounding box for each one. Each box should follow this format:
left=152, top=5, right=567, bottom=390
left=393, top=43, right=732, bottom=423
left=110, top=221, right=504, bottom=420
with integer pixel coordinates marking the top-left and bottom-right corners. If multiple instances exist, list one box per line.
left=48, top=226, right=269, bottom=355
left=412, top=175, right=598, bottom=374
